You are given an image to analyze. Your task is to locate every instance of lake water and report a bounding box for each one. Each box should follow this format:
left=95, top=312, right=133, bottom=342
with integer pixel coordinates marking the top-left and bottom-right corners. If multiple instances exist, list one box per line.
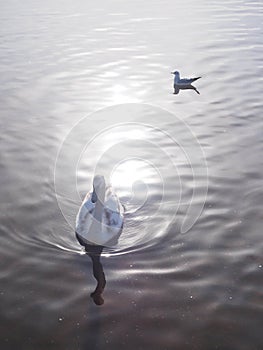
left=1, top=0, right=263, bottom=349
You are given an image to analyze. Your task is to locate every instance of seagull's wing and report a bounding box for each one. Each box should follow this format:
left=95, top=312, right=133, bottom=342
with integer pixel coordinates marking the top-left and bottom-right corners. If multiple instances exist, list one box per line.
left=189, top=76, right=201, bottom=83
left=177, top=77, right=201, bottom=85
left=180, top=78, right=192, bottom=84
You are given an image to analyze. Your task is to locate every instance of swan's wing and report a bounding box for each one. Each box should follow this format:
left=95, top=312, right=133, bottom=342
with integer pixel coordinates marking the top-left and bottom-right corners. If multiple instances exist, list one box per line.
left=104, top=186, right=124, bottom=226
left=104, top=186, right=121, bottom=211
left=75, top=192, right=94, bottom=229
left=83, top=192, right=95, bottom=212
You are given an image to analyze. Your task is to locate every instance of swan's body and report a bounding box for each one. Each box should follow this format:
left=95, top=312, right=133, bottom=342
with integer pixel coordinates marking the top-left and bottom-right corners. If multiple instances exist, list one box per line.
left=76, top=175, right=124, bottom=246
left=172, top=71, right=201, bottom=86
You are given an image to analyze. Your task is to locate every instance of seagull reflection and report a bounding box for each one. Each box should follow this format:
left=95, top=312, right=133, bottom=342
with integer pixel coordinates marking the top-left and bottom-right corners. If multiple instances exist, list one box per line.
left=76, top=233, right=106, bottom=306
left=173, top=84, right=200, bottom=95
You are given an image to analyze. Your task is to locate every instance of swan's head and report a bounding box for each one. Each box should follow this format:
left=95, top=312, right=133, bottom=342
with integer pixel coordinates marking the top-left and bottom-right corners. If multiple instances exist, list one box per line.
left=91, top=175, right=106, bottom=203
left=93, top=175, right=105, bottom=188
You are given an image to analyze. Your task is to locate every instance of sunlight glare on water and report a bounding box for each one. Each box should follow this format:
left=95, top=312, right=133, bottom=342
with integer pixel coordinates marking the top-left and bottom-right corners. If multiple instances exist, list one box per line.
left=110, top=158, right=159, bottom=191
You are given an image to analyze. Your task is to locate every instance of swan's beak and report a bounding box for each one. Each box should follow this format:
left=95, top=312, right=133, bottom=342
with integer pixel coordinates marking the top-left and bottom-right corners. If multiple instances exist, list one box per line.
left=91, top=189, right=98, bottom=203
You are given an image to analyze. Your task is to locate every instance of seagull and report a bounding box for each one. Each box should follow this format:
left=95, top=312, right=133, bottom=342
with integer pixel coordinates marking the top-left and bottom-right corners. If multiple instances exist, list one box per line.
left=171, top=71, right=201, bottom=86
left=171, top=71, right=201, bottom=94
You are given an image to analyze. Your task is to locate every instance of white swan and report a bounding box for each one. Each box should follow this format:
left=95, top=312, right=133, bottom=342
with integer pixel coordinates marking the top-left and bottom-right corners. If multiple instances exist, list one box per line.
left=76, top=175, right=124, bottom=246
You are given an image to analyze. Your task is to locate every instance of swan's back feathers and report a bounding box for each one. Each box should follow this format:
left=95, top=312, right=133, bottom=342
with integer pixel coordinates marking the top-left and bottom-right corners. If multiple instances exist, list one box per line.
left=105, top=186, right=123, bottom=212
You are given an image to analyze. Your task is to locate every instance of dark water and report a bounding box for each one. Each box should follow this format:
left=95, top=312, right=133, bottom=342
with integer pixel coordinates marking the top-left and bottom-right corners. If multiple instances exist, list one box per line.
left=1, top=0, right=263, bottom=349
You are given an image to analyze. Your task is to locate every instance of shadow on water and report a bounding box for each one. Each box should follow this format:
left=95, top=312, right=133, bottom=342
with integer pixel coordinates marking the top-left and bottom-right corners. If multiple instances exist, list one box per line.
left=76, top=233, right=106, bottom=306
left=173, top=84, right=200, bottom=95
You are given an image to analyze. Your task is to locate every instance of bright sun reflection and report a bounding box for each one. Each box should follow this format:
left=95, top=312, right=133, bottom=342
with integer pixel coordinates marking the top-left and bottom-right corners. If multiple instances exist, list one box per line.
left=110, top=84, right=140, bottom=104
left=110, top=158, right=158, bottom=190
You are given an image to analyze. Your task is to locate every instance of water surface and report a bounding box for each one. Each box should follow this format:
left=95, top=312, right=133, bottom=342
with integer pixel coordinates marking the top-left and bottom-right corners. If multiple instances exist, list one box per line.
left=1, top=0, right=263, bottom=349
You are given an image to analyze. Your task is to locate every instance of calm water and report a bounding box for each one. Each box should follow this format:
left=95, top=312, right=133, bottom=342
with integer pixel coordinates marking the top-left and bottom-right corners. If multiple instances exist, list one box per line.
left=1, top=0, right=263, bottom=349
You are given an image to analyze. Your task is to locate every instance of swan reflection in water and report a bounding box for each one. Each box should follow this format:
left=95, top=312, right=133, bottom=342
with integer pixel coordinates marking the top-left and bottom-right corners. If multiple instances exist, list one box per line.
left=75, top=175, right=124, bottom=305
left=76, top=234, right=106, bottom=305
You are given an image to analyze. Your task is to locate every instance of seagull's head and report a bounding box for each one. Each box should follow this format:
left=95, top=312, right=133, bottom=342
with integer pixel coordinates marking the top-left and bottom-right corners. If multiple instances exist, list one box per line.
left=171, top=71, right=180, bottom=76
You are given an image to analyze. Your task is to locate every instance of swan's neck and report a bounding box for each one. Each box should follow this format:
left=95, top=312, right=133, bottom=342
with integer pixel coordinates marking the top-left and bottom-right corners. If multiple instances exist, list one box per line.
left=89, top=185, right=106, bottom=236
left=93, top=187, right=105, bottom=221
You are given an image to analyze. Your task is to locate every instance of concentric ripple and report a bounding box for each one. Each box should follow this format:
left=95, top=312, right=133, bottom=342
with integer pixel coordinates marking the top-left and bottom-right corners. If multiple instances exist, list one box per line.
left=54, top=103, right=208, bottom=254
